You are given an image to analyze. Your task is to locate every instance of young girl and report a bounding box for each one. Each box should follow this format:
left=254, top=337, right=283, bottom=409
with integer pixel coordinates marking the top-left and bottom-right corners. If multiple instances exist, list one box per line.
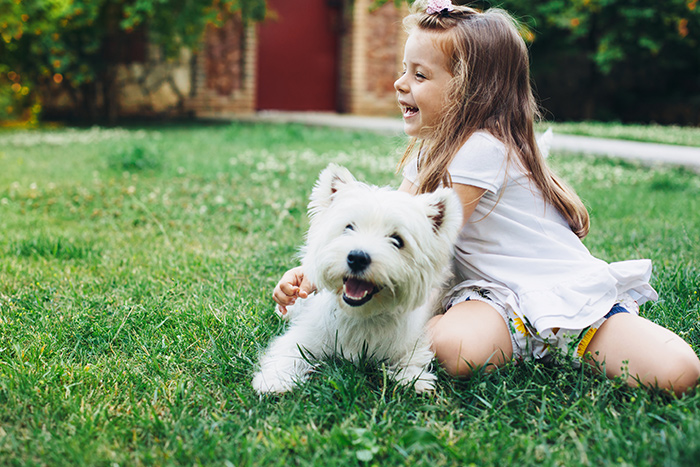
left=273, top=0, right=700, bottom=396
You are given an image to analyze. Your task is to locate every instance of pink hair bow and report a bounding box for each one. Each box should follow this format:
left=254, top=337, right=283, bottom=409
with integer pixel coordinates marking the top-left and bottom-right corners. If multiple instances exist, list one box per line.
left=426, top=0, right=455, bottom=15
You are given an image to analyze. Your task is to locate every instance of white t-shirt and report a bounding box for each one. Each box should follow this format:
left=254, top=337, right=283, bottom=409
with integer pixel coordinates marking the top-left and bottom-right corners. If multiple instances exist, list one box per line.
left=404, top=131, right=658, bottom=332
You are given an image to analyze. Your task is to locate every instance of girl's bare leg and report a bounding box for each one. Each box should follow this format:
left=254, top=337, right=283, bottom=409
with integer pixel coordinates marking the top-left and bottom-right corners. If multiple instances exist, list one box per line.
left=586, top=313, right=700, bottom=396
left=428, top=300, right=513, bottom=377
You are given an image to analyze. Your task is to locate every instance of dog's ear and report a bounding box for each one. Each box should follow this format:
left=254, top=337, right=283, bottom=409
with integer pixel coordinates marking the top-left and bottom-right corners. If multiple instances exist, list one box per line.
left=308, top=164, right=357, bottom=213
left=421, top=188, right=463, bottom=239
left=537, top=127, right=553, bottom=159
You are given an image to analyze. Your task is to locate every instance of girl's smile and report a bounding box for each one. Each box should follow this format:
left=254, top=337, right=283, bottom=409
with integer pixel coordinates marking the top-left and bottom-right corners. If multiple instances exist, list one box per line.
left=394, top=30, right=453, bottom=138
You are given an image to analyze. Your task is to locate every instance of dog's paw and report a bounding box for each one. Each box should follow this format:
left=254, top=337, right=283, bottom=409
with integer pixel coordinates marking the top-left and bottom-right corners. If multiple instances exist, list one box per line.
left=392, top=366, right=437, bottom=394
left=412, top=375, right=436, bottom=394
left=251, top=370, right=298, bottom=394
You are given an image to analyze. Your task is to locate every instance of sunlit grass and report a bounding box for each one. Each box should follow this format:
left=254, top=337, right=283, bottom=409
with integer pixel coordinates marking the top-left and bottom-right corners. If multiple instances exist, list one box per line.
left=0, top=123, right=698, bottom=465
left=537, top=121, right=700, bottom=147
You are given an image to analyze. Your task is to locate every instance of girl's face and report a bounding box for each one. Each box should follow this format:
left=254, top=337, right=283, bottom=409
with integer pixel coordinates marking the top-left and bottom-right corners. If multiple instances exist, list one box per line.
left=394, top=30, right=453, bottom=139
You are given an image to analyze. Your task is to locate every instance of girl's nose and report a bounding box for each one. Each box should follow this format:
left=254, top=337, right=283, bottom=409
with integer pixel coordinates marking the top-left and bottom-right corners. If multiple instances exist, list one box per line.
left=394, top=74, right=408, bottom=93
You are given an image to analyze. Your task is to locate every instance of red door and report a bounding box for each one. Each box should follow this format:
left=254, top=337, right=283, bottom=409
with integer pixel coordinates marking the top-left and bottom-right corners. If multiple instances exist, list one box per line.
left=256, top=0, right=340, bottom=111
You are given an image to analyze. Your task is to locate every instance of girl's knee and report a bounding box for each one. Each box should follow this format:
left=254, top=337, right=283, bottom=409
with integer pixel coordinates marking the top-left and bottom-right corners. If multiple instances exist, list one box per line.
left=431, top=327, right=477, bottom=377
left=660, top=349, right=700, bottom=396
left=639, top=326, right=700, bottom=395
left=428, top=304, right=513, bottom=377
left=588, top=313, right=700, bottom=395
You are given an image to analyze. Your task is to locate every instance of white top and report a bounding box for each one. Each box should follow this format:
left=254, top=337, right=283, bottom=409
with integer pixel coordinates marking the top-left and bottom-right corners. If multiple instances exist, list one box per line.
left=404, top=131, right=658, bottom=332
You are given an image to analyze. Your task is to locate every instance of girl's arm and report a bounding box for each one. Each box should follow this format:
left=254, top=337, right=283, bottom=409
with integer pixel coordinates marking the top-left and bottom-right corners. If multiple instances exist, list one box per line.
left=399, top=178, right=485, bottom=227
left=452, top=183, right=486, bottom=227
left=398, top=177, right=419, bottom=195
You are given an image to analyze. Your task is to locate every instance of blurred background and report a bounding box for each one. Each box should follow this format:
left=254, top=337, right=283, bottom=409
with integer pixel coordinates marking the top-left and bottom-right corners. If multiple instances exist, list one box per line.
left=1, top=0, right=698, bottom=126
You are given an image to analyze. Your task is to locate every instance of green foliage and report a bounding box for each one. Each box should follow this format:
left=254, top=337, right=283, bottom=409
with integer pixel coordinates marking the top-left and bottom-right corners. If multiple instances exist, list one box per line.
left=489, top=0, right=700, bottom=122
left=0, top=0, right=266, bottom=122
left=495, top=0, right=700, bottom=73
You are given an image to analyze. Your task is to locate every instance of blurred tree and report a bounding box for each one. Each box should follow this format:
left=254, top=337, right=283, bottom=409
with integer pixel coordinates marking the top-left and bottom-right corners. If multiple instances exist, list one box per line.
left=493, top=0, right=700, bottom=123
left=0, top=0, right=266, bottom=123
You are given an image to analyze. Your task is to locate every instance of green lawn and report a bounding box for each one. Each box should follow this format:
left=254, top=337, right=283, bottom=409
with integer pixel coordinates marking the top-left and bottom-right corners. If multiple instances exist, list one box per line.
left=0, top=122, right=698, bottom=466
left=536, top=121, right=700, bottom=147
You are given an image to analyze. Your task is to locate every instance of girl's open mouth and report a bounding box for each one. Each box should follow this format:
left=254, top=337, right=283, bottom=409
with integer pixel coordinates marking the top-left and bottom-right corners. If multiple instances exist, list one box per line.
left=402, top=105, right=419, bottom=118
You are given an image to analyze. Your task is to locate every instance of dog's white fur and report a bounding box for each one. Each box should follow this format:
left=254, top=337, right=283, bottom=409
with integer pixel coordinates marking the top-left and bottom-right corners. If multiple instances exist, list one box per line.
left=252, top=164, right=462, bottom=394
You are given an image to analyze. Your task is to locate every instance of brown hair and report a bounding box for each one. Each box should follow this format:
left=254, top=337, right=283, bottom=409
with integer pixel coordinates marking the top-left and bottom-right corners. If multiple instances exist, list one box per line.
left=398, top=5, right=589, bottom=238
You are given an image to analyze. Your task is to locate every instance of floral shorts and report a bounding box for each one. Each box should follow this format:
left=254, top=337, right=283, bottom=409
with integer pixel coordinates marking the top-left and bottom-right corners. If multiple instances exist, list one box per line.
left=445, top=288, right=640, bottom=366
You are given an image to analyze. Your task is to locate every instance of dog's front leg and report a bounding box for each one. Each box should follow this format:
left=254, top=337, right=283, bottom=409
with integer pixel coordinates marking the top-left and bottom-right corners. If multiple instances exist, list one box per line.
left=252, top=327, right=317, bottom=394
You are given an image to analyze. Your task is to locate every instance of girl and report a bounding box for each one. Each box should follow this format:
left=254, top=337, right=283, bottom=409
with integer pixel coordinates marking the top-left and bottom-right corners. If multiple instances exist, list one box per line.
left=273, top=0, right=700, bottom=395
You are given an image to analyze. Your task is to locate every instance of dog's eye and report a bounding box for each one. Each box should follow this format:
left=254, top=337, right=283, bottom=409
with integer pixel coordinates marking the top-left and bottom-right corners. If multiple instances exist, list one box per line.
left=389, top=234, right=404, bottom=249
left=345, top=224, right=354, bottom=231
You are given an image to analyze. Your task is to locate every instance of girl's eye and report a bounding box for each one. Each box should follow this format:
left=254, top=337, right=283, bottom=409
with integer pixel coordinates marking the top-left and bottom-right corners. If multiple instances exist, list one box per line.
left=415, top=73, right=426, bottom=80
left=389, top=234, right=404, bottom=249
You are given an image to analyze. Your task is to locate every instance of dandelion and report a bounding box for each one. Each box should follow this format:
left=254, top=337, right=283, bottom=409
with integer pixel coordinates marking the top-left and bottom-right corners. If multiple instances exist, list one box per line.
left=513, top=317, right=530, bottom=336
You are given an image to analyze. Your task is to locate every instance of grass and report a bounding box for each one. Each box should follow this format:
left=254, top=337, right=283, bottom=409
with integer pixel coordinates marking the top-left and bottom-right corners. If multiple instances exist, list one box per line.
left=536, top=121, right=700, bottom=147
left=0, top=122, right=699, bottom=466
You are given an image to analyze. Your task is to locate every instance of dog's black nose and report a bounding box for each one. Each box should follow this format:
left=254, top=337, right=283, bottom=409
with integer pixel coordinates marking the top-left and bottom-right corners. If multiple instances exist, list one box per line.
left=347, top=250, right=371, bottom=272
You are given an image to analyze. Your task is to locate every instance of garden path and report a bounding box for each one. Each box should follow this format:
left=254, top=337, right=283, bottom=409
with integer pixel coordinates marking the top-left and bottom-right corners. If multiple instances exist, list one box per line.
left=234, top=111, right=700, bottom=171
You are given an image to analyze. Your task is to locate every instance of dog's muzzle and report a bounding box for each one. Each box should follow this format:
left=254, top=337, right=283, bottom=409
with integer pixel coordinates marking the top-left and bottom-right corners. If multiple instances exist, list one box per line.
left=342, top=276, right=379, bottom=307
left=342, top=250, right=379, bottom=306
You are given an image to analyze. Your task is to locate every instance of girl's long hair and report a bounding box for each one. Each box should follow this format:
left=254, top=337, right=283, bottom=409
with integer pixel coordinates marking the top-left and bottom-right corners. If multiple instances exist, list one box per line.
left=398, top=5, right=589, bottom=238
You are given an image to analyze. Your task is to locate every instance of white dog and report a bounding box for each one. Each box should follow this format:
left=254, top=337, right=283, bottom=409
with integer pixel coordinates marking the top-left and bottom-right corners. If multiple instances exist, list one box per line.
left=252, top=164, right=462, bottom=394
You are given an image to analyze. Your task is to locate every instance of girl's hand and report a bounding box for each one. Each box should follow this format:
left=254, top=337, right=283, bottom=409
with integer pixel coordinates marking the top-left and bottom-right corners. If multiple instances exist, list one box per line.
left=272, top=266, right=316, bottom=316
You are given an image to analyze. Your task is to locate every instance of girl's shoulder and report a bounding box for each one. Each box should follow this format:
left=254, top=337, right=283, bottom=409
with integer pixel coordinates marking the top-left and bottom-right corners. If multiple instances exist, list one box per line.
left=463, top=130, right=506, bottom=151
left=449, top=131, right=510, bottom=193
left=453, top=131, right=508, bottom=165
left=453, top=130, right=507, bottom=165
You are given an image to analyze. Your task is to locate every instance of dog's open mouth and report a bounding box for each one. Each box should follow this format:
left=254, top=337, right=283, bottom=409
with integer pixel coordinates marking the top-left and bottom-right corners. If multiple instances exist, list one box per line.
left=342, top=277, right=379, bottom=307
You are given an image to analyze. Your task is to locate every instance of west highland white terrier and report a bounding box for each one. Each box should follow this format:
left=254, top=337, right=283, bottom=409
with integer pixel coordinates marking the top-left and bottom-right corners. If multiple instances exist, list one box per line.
left=252, top=164, right=462, bottom=394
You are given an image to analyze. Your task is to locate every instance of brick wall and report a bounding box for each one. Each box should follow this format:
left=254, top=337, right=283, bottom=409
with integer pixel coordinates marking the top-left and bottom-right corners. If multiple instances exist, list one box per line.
left=186, top=16, right=257, bottom=116
left=41, top=4, right=405, bottom=119
left=343, top=0, right=405, bottom=116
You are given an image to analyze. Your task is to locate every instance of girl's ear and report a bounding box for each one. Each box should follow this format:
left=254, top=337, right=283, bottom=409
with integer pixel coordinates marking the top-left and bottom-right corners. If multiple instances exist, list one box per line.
left=308, top=163, right=357, bottom=213
left=421, top=187, right=463, bottom=240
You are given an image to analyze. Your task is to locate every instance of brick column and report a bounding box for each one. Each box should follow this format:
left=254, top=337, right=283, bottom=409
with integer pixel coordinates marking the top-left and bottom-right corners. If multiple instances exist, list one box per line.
left=346, top=0, right=405, bottom=116
left=187, top=16, right=257, bottom=116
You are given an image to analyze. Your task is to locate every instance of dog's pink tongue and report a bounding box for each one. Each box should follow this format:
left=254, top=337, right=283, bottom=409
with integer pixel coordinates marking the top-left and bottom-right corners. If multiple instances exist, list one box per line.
left=344, top=278, right=374, bottom=299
